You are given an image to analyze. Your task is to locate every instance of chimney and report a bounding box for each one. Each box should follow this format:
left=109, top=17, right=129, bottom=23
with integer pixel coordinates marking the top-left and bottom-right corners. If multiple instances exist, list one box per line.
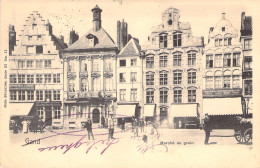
left=91, top=5, right=102, bottom=32
left=69, top=30, right=79, bottom=45
left=222, top=12, right=226, bottom=20
left=117, top=19, right=128, bottom=51
left=241, top=12, right=245, bottom=30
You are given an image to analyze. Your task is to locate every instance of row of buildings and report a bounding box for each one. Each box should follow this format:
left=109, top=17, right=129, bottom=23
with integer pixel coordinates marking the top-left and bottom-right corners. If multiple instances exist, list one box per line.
left=9, top=6, right=252, bottom=129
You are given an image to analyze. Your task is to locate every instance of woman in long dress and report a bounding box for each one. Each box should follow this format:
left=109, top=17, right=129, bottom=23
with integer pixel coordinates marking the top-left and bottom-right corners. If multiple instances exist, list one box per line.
left=22, top=120, right=30, bottom=134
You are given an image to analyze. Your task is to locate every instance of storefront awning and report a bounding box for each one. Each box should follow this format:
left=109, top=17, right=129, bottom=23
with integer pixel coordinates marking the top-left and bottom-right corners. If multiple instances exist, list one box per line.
left=10, top=103, right=34, bottom=116
left=144, top=104, right=155, bottom=117
left=116, top=105, right=136, bottom=118
left=203, top=97, right=243, bottom=115
left=171, top=104, right=198, bottom=117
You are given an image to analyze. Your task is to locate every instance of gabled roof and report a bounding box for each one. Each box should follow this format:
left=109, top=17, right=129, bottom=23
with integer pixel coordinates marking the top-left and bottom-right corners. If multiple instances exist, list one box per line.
left=119, top=38, right=141, bottom=55
left=65, top=27, right=117, bottom=52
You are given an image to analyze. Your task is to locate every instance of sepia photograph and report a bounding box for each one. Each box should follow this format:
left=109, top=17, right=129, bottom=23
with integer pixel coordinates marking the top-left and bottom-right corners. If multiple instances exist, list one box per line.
left=0, top=0, right=259, bottom=167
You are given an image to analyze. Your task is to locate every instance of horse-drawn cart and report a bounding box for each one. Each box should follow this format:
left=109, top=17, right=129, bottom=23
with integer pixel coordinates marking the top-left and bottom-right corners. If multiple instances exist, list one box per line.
left=234, top=116, right=252, bottom=143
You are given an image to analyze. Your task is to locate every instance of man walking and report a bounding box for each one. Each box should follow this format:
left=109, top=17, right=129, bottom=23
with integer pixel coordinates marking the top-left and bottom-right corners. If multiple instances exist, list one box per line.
left=203, top=113, right=212, bottom=145
left=121, top=118, right=125, bottom=132
left=108, top=114, right=115, bottom=139
left=85, top=118, right=94, bottom=140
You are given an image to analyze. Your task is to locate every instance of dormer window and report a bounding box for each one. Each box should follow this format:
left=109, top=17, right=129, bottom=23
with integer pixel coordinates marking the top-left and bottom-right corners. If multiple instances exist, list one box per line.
left=159, top=34, right=167, bottom=48
left=86, top=34, right=97, bottom=47
left=222, top=27, right=225, bottom=32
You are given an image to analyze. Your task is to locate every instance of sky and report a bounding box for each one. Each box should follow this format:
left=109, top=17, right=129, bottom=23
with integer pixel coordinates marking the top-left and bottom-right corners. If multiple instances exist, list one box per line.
left=2, top=0, right=256, bottom=46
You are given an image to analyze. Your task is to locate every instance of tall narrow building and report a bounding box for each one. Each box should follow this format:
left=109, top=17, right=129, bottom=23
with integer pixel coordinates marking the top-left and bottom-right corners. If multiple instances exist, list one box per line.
left=142, top=7, right=204, bottom=128
left=240, top=12, right=252, bottom=117
left=9, top=11, right=67, bottom=128
left=62, top=5, right=118, bottom=128
left=202, top=13, right=243, bottom=128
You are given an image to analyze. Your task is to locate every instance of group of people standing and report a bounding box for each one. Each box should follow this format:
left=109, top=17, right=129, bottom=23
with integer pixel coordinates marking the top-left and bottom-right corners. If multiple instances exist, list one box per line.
left=12, top=116, right=44, bottom=134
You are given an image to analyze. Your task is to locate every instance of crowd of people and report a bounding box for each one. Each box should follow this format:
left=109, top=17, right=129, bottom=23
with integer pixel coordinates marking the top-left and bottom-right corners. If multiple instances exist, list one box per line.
left=10, top=116, right=45, bottom=134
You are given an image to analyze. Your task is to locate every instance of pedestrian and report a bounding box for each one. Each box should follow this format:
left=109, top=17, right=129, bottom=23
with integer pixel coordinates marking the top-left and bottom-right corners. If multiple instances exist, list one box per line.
left=13, top=121, right=18, bottom=134
left=39, top=119, right=44, bottom=133
left=108, top=114, right=115, bottom=139
left=85, top=118, right=94, bottom=140
left=101, top=115, right=105, bottom=128
left=131, top=116, right=134, bottom=133
left=134, top=118, right=139, bottom=137
left=140, top=118, right=145, bottom=133
left=203, top=113, right=212, bottom=145
left=22, top=119, right=30, bottom=134
left=121, top=118, right=125, bottom=132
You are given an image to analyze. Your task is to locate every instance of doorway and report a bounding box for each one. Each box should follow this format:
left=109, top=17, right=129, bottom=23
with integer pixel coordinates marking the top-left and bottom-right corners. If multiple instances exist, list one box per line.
left=92, top=108, right=100, bottom=123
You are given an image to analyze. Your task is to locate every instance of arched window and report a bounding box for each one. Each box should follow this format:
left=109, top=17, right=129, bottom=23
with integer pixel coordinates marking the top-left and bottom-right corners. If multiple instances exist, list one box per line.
left=159, top=33, right=167, bottom=48
left=146, top=71, right=155, bottom=85
left=159, top=71, right=168, bottom=85
left=146, top=55, right=154, bottom=68
left=187, top=69, right=196, bottom=84
left=173, top=70, right=182, bottom=84
left=188, top=51, right=196, bottom=66
left=173, top=32, right=182, bottom=47
left=146, top=88, right=154, bottom=104
left=214, top=71, right=222, bottom=89
left=159, top=88, right=168, bottom=103
left=188, top=87, right=196, bottom=103
left=159, top=54, right=168, bottom=67
left=173, top=87, right=182, bottom=103
left=173, top=52, right=182, bottom=67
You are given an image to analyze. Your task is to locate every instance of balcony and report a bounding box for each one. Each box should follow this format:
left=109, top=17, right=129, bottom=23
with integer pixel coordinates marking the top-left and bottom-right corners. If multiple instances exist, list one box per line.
left=78, top=91, right=116, bottom=99
left=67, top=72, right=76, bottom=79
left=67, top=92, right=78, bottom=99
left=79, top=71, right=88, bottom=78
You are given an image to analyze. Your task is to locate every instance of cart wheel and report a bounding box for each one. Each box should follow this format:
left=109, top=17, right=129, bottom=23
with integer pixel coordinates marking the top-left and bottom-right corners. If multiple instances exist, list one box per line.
left=244, top=128, right=252, bottom=143
left=235, top=133, right=244, bottom=143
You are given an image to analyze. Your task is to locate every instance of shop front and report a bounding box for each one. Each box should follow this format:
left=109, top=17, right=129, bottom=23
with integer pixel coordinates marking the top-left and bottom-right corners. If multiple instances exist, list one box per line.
left=203, top=97, right=243, bottom=129
left=143, top=104, right=156, bottom=124
left=170, top=103, right=199, bottom=129
left=116, top=103, right=138, bottom=124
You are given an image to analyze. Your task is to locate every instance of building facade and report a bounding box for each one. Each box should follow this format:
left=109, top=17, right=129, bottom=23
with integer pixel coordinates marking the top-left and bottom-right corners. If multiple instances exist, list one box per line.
left=9, top=11, right=67, bottom=128
left=240, top=12, right=253, bottom=117
left=116, top=38, right=143, bottom=123
left=142, top=7, right=204, bottom=128
left=62, top=6, right=118, bottom=129
left=202, top=13, right=243, bottom=128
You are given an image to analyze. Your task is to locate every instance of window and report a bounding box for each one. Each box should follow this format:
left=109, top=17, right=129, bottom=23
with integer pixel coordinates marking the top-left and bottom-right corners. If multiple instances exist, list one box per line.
left=69, top=79, right=75, bottom=92
left=27, top=91, right=34, bottom=101
left=93, top=78, right=100, bottom=91
left=160, top=89, right=168, bottom=103
left=27, top=46, right=34, bottom=54
left=37, top=35, right=42, bottom=40
left=44, top=60, right=51, bottom=68
left=36, top=60, right=43, bottom=68
left=245, top=80, right=252, bottom=95
left=26, top=60, right=34, bottom=68
left=206, top=76, right=213, bottom=89
left=146, top=90, right=154, bottom=103
left=244, top=39, right=252, bottom=50
left=228, top=38, right=232, bottom=46
left=223, top=76, right=230, bottom=88
left=188, top=52, right=196, bottom=66
left=36, top=90, right=43, bottom=101
left=18, top=91, right=25, bottom=101
left=159, top=55, right=167, bottom=67
left=18, top=60, right=25, bottom=69
left=146, top=56, right=154, bottom=68
left=44, top=74, right=51, bottom=83
left=28, top=36, right=32, bottom=40
left=224, top=54, right=231, bottom=67
left=215, top=39, right=219, bottom=47
left=219, top=39, right=223, bottom=46
left=244, top=57, right=252, bottom=70
left=130, top=72, right=137, bottom=82
left=146, top=72, right=154, bottom=85
left=18, top=74, right=25, bottom=83
left=160, top=71, right=168, bottom=85
left=215, top=38, right=223, bottom=47
left=92, top=59, right=100, bottom=71
left=159, top=34, right=167, bottom=48
left=119, top=73, right=126, bottom=83
left=224, top=38, right=232, bottom=46
left=222, top=27, right=225, bottom=32
left=120, top=89, right=126, bottom=101
left=188, top=89, right=196, bottom=102
left=45, top=90, right=52, bottom=101
left=104, top=78, right=113, bottom=91
left=53, top=90, right=60, bottom=100
left=173, top=52, right=182, bottom=67
left=173, top=33, right=182, bottom=47
left=10, top=74, right=17, bottom=83
left=173, top=70, right=182, bottom=84
left=36, top=45, right=43, bottom=54
left=54, top=107, right=61, bottom=119
left=36, top=74, right=43, bottom=83
left=131, top=59, right=137, bottom=66
left=104, top=59, right=113, bottom=71
left=119, top=60, right=126, bottom=67
left=206, top=55, right=213, bottom=68
left=188, top=70, right=196, bottom=84
left=215, top=54, right=222, bottom=67
left=214, top=76, right=222, bottom=89
left=10, top=91, right=17, bottom=101
left=80, top=60, right=88, bottom=72
left=37, top=107, right=44, bottom=119
left=32, top=24, right=37, bottom=30
left=53, top=74, right=60, bottom=83
left=130, top=89, right=137, bottom=101
left=27, top=75, right=34, bottom=83
left=81, top=79, right=88, bottom=92
left=233, top=53, right=240, bottom=67
left=173, top=89, right=182, bottom=103
left=233, top=76, right=240, bottom=88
